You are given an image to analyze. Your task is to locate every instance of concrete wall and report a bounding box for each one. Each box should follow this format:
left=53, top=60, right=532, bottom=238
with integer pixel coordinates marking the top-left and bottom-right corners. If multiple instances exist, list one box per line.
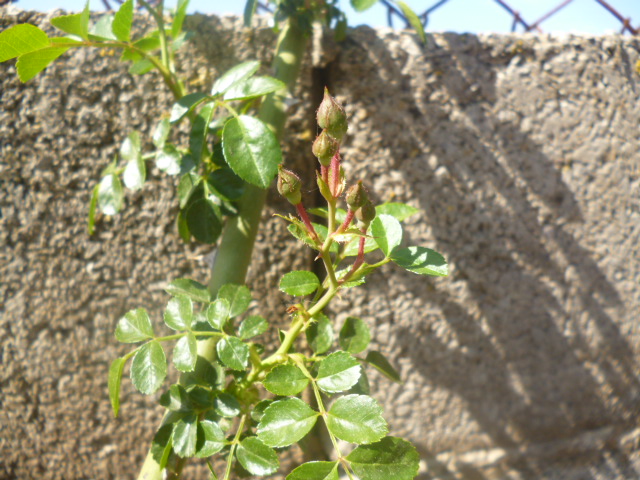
left=1, top=8, right=639, bottom=480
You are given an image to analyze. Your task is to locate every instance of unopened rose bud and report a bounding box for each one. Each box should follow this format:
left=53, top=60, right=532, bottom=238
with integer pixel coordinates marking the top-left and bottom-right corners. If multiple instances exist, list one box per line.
left=312, top=131, right=339, bottom=166
left=345, top=181, right=369, bottom=211
left=316, top=88, right=348, bottom=141
left=356, top=201, right=376, bottom=225
left=277, top=166, right=302, bottom=205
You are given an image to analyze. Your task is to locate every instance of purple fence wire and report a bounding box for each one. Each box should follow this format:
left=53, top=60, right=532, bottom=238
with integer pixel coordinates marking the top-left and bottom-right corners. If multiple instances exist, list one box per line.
left=383, top=0, right=638, bottom=35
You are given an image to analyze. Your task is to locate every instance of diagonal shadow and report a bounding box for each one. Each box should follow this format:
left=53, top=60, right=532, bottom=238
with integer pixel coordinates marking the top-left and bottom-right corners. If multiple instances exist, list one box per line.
left=331, top=27, right=640, bottom=479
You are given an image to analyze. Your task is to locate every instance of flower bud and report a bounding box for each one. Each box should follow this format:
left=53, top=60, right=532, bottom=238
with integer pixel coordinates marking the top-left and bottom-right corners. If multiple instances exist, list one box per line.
left=345, top=181, right=369, bottom=211
left=356, top=201, right=376, bottom=225
left=316, top=88, right=348, bottom=141
left=277, top=166, right=302, bottom=205
left=312, top=131, right=339, bottom=166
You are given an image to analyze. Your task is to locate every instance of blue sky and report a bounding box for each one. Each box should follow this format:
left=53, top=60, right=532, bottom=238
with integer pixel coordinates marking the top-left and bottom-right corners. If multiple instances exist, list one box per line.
left=13, top=0, right=640, bottom=35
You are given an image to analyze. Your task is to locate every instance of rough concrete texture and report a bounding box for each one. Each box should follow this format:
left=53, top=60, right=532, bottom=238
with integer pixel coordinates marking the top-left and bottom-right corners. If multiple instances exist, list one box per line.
left=1, top=8, right=639, bottom=480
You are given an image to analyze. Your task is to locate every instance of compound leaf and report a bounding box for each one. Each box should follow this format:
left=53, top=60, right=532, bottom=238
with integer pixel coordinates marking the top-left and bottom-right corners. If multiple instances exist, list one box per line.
left=0, top=24, right=50, bottom=62
left=131, top=340, right=167, bottom=395
left=164, top=295, right=193, bottom=331
left=326, top=394, right=387, bottom=444
left=217, top=284, right=251, bottom=318
left=263, top=364, right=309, bottom=396
left=116, top=308, right=154, bottom=343
left=216, top=336, right=249, bottom=371
left=257, top=398, right=318, bottom=447
left=236, top=437, right=279, bottom=476
left=389, top=246, right=448, bottom=276
left=339, top=317, right=371, bottom=354
left=286, top=461, right=339, bottom=480
left=108, top=356, right=127, bottom=417
left=165, top=278, right=211, bottom=303
left=222, top=115, right=282, bottom=189
left=211, top=60, right=260, bottom=96
left=346, top=437, right=420, bottom=480
left=173, top=333, right=197, bottom=372
left=279, top=271, right=320, bottom=297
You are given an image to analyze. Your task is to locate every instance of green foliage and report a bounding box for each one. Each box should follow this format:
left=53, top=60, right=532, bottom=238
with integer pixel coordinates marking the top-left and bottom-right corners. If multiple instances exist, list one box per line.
left=2, top=3, right=450, bottom=478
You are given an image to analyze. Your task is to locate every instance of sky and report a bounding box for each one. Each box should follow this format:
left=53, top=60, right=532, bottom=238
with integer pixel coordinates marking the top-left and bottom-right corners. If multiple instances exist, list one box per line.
left=11, top=0, right=640, bottom=35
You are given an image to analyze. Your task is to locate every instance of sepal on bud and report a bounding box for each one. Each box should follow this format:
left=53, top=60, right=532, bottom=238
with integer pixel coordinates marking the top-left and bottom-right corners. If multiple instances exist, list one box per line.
left=356, top=201, right=376, bottom=226
left=317, top=88, right=348, bottom=141
left=277, top=166, right=302, bottom=205
left=312, top=131, right=339, bottom=166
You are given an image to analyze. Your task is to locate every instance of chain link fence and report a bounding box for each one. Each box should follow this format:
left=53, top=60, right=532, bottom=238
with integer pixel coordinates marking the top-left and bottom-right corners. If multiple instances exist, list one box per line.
left=382, top=0, right=638, bottom=35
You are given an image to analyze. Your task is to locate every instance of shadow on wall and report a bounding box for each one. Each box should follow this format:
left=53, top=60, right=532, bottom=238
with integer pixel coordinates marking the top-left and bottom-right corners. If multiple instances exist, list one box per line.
left=334, top=28, right=639, bottom=479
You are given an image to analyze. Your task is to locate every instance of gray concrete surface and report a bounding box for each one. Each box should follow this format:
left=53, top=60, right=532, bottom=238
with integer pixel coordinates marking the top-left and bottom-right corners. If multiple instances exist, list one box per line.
left=1, top=8, right=639, bottom=480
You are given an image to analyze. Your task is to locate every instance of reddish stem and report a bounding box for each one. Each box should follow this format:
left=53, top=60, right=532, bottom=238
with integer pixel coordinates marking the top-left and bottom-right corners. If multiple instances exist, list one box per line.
left=335, top=208, right=355, bottom=235
left=330, top=153, right=341, bottom=198
left=344, top=227, right=367, bottom=282
left=296, top=203, right=319, bottom=241
left=321, top=165, right=329, bottom=185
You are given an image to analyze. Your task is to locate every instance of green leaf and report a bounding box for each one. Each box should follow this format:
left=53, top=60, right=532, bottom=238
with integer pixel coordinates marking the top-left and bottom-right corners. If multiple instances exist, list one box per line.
left=343, top=226, right=379, bottom=257
left=206, top=299, right=231, bottom=330
left=173, top=414, right=198, bottom=458
left=216, top=336, right=249, bottom=371
left=122, top=132, right=145, bottom=190
left=87, top=183, right=99, bottom=235
left=121, top=36, right=161, bottom=61
left=0, top=24, right=50, bottom=62
left=131, top=340, right=167, bottom=395
left=390, top=246, right=448, bottom=276
left=287, top=222, right=338, bottom=253
left=346, top=437, right=420, bottom=480
left=190, top=103, right=215, bottom=164
left=211, top=60, right=260, bottom=96
left=371, top=214, right=402, bottom=257
left=98, top=174, right=124, bottom=216
left=153, top=118, right=171, bottom=149
left=150, top=424, right=173, bottom=468
left=16, top=46, right=69, bottom=83
left=286, top=461, right=339, bottom=480
left=115, top=308, right=154, bottom=343
left=252, top=399, right=273, bottom=423
left=172, top=0, right=190, bottom=37
left=155, top=145, right=182, bottom=175
left=339, top=317, right=371, bottom=354
left=187, top=386, right=215, bottom=410
left=182, top=356, right=224, bottom=389
left=173, top=333, right=197, bottom=372
left=159, top=384, right=192, bottom=412
left=326, top=394, right=387, bottom=444
left=263, top=365, right=309, bottom=396
left=306, top=313, right=333, bottom=354
left=178, top=172, right=201, bottom=209
left=239, top=315, right=268, bottom=340
left=351, top=0, right=378, bottom=12
left=195, top=419, right=225, bottom=458
left=348, top=366, right=371, bottom=395
left=224, top=76, right=286, bottom=101
left=217, top=284, right=251, bottom=318
left=186, top=198, right=223, bottom=244
left=165, top=278, right=211, bottom=303
left=222, top=115, right=282, bottom=189
left=112, top=0, right=134, bottom=42
left=279, top=271, right=320, bottom=297
left=376, top=202, right=419, bottom=222
left=164, top=295, right=193, bottom=331
left=257, top=398, right=318, bottom=448
left=365, top=351, right=401, bottom=383
left=236, top=437, right=279, bottom=476
left=170, top=92, right=208, bottom=123
left=129, top=58, right=154, bottom=75
left=89, top=14, right=116, bottom=41
left=177, top=210, right=190, bottom=243
left=51, top=3, right=90, bottom=39
left=396, top=1, right=427, bottom=44
left=243, top=0, right=258, bottom=26
left=207, top=168, right=244, bottom=201
left=108, top=356, right=127, bottom=417
left=214, top=392, right=241, bottom=417
left=316, top=351, right=361, bottom=394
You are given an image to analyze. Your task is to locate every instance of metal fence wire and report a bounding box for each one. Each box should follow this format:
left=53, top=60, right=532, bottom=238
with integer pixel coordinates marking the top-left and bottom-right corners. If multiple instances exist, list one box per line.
left=381, top=0, right=638, bottom=35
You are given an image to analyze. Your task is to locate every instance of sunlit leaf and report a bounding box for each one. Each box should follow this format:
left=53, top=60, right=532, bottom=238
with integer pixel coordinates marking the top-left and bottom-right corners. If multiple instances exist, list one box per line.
left=173, top=333, right=197, bottom=372
left=115, top=308, right=153, bottom=343
left=211, top=61, right=260, bottom=96
left=216, top=336, right=249, bottom=371
left=236, top=437, right=279, bottom=476
left=108, top=356, right=127, bottom=417
left=257, top=398, right=318, bottom=448
left=316, top=351, right=360, bottom=394
left=279, top=271, right=320, bottom=297
left=326, top=394, right=387, bottom=444
left=389, top=246, right=448, bottom=276
left=131, top=340, right=167, bottom=395
left=263, top=364, right=309, bottom=396
left=339, top=317, right=371, bottom=354
left=346, top=437, right=420, bottom=480
left=286, top=461, right=339, bottom=480
left=0, top=24, right=50, bottom=62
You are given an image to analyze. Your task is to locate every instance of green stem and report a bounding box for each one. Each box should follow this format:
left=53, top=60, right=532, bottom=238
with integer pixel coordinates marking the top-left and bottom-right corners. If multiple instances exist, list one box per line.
left=136, top=19, right=308, bottom=480
left=223, top=415, right=247, bottom=480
